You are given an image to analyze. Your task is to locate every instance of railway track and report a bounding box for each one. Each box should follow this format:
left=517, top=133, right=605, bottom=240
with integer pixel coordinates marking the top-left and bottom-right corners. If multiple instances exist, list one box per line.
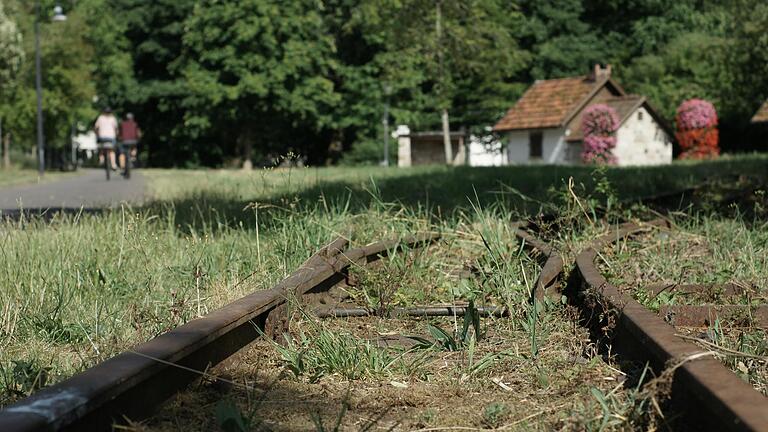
left=2, top=215, right=767, bottom=430
left=516, top=220, right=768, bottom=431
left=0, top=234, right=440, bottom=431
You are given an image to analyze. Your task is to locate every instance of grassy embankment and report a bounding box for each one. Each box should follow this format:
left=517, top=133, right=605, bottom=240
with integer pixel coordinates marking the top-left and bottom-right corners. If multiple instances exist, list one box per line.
left=0, top=153, right=766, bottom=430
left=0, top=167, right=75, bottom=188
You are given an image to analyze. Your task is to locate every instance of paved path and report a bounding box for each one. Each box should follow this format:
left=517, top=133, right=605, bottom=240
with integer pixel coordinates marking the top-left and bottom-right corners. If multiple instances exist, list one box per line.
left=0, top=169, right=146, bottom=213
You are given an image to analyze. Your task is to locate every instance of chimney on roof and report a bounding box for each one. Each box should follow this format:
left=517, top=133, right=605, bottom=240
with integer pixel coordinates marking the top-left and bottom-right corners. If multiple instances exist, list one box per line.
left=593, top=63, right=612, bottom=80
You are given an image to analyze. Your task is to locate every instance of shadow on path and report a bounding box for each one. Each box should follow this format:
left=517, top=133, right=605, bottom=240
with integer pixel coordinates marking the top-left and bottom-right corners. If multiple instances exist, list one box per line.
left=145, top=160, right=768, bottom=233
left=0, top=169, right=145, bottom=216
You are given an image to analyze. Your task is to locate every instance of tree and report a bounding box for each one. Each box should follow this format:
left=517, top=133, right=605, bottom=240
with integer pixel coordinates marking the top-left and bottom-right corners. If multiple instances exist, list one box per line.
left=0, top=1, right=24, bottom=95
left=518, top=0, right=610, bottom=80
left=728, top=0, right=768, bottom=109
left=622, top=32, right=727, bottom=120
left=2, top=0, right=761, bottom=168
left=0, top=1, right=96, bottom=166
left=354, top=0, right=527, bottom=163
left=108, top=0, right=195, bottom=166
left=718, top=0, right=768, bottom=151
left=177, top=0, right=339, bottom=167
left=38, top=7, right=97, bottom=149
left=0, top=1, right=24, bottom=167
left=79, top=0, right=135, bottom=107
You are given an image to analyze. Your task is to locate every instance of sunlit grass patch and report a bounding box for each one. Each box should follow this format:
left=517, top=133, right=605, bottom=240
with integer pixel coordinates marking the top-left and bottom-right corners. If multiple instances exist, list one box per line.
left=3, top=157, right=768, bottom=428
left=594, top=214, right=768, bottom=396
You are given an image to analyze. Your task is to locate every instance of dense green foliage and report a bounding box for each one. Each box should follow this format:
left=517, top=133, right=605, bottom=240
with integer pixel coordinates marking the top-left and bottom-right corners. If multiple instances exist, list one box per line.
left=0, top=2, right=24, bottom=98
left=0, top=0, right=765, bottom=167
left=179, top=0, right=339, bottom=165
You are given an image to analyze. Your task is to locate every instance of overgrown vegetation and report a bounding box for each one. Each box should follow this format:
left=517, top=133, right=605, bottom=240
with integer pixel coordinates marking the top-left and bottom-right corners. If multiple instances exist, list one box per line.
left=2, top=158, right=768, bottom=429
left=599, top=214, right=768, bottom=397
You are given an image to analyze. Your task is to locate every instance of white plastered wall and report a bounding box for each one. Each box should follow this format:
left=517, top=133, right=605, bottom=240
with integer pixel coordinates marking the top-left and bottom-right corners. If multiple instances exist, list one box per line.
left=613, top=107, right=672, bottom=166
left=396, top=125, right=412, bottom=167
left=468, top=135, right=506, bottom=166
left=506, top=128, right=566, bottom=164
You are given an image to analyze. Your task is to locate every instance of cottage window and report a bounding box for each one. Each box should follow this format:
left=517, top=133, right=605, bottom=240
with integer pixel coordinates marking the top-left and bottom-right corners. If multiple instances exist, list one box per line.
left=638, top=111, right=644, bottom=121
left=529, top=131, right=543, bottom=159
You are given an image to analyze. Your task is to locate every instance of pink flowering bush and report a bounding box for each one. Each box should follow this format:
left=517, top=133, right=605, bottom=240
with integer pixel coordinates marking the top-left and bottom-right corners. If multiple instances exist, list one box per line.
left=581, top=104, right=619, bottom=164
left=583, top=136, right=616, bottom=163
left=676, top=99, right=717, bottom=130
left=675, top=99, right=719, bottom=159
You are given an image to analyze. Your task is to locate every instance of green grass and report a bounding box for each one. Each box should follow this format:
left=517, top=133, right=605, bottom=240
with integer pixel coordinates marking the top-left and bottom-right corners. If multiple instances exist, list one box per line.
left=154, top=229, right=659, bottom=430
left=143, top=153, right=768, bottom=219
left=265, top=322, right=431, bottom=381
left=596, top=214, right=768, bottom=396
left=0, top=199, right=438, bottom=406
left=603, top=217, right=768, bottom=292
left=0, top=167, right=76, bottom=188
left=1, top=153, right=768, bottom=429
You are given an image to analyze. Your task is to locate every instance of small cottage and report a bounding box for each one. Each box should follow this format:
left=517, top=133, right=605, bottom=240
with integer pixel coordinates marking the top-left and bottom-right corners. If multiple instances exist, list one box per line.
left=395, top=125, right=507, bottom=167
left=751, top=100, right=768, bottom=148
left=396, top=126, right=467, bottom=167
left=493, top=65, right=673, bottom=166
left=751, top=100, right=768, bottom=124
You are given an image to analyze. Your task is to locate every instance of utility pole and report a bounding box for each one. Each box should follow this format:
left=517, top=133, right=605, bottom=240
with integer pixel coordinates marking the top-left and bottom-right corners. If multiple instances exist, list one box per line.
left=70, top=122, right=77, bottom=170
left=0, top=117, right=4, bottom=169
left=382, top=84, right=391, bottom=166
left=436, top=1, right=452, bottom=165
left=34, top=0, right=44, bottom=176
left=33, top=2, right=67, bottom=176
left=2, top=131, right=8, bottom=170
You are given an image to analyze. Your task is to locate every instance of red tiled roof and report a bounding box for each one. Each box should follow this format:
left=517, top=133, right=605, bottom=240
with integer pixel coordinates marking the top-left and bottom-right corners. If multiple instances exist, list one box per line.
left=752, top=100, right=768, bottom=123
left=493, top=76, right=601, bottom=131
left=567, top=95, right=645, bottom=141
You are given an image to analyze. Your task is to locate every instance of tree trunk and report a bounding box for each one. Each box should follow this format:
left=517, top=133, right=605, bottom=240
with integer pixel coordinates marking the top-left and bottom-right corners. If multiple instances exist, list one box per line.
left=435, top=2, right=452, bottom=165
left=1, top=117, right=8, bottom=169
left=3, top=133, right=9, bottom=169
left=442, top=108, right=452, bottom=164
left=326, top=129, right=343, bottom=166
left=240, top=129, right=253, bottom=170
left=382, top=104, right=390, bottom=166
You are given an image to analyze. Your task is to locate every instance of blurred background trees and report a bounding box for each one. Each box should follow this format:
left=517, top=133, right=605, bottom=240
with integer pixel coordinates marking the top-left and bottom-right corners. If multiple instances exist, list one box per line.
left=0, top=0, right=765, bottom=167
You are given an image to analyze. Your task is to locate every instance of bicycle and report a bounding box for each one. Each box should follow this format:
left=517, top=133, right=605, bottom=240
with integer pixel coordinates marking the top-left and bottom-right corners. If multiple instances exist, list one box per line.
left=98, top=139, right=116, bottom=181
left=121, top=141, right=136, bottom=179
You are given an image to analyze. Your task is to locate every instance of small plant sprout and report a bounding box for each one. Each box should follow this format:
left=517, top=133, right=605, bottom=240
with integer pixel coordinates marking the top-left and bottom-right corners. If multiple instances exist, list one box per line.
left=483, top=402, right=508, bottom=428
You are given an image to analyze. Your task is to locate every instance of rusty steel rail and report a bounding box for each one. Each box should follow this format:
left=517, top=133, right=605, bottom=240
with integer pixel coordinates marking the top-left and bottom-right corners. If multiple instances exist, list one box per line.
left=571, top=220, right=768, bottom=431
left=514, top=227, right=565, bottom=300
left=0, top=233, right=440, bottom=432
left=314, top=305, right=507, bottom=318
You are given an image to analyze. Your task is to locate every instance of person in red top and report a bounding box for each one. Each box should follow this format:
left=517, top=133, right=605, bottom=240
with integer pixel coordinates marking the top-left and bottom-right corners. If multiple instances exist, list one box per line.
left=119, top=113, right=141, bottom=168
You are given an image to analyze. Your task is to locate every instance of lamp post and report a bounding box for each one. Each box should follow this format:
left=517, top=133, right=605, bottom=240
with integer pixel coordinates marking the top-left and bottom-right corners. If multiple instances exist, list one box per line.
left=382, top=84, right=392, bottom=166
left=34, top=2, right=67, bottom=176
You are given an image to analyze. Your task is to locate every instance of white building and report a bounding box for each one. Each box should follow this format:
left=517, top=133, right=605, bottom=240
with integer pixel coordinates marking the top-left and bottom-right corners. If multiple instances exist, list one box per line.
left=752, top=99, right=768, bottom=124
left=493, top=65, right=673, bottom=166
left=73, top=131, right=98, bottom=159
left=396, top=126, right=507, bottom=167
left=467, top=134, right=506, bottom=166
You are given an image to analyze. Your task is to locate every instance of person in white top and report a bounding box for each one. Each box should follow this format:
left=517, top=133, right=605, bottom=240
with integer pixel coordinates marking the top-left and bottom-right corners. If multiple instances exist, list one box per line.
left=94, top=107, right=119, bottom=170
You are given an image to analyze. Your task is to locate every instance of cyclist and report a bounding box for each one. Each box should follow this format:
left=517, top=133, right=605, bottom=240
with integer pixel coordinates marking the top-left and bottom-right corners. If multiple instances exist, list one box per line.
left=94, top=107, right=119, bottom=171
left=119, top=112, right=141, bottom=168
